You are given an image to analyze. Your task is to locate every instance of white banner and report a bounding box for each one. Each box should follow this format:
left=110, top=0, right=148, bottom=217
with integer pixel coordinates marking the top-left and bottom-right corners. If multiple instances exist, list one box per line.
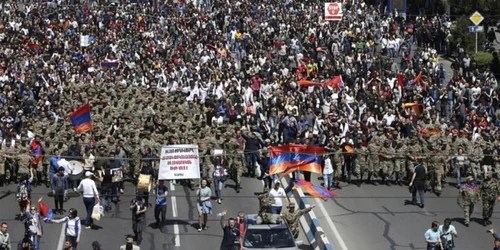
left=324, top=2, right=343, bottom=21
left=159, top=144, right=200, bottom=180
left=80, top=35, right=89, bottom=47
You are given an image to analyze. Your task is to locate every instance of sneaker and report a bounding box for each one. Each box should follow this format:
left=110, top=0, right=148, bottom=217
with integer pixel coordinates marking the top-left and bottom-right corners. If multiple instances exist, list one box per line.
left=198, top=228, right=202, bottom=232
left=203, top=226, right=208, bottom=230
left=120, top=189, right=124, bottom=194
left=217, top=199, right=222, bottom=204
left=73, top=188, right=77, bottom=192
left=85, top=226, right=91, bottom=230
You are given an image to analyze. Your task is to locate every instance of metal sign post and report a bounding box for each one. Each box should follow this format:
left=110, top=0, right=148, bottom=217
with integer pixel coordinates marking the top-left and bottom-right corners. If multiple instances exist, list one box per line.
left=469, top=11, right=484, bottom=54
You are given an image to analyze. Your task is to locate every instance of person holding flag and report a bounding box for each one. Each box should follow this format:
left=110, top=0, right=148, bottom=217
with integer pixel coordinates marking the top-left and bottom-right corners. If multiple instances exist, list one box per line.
left=24, top=198, right=47, bottom=250
left=30, top=136, right=43, bottom=186
left=50, top=208, right=81, bottom=249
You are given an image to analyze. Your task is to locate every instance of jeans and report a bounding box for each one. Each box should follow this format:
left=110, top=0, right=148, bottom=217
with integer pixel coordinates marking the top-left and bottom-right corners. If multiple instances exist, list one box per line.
left=412, top=188, right=425, bottom=205
left=154, top=205, right=167, bottom=226
left=83, top=197, right=95, bottom=226
left=133, top=217, right=146, bottom=244
left=323, top=173, right=333, bottom=190
left=30, top=234, right=40, bottom=250
left=245, top=152, right=259, bottom=174
left=271, top=206, right=282, bottom=215
left=213, top=177, right=224, bottom=199
left=456, top=166, right=463, bottom=186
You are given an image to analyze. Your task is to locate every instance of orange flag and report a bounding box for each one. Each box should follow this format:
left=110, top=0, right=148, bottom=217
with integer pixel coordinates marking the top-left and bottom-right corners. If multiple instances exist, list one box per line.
left=414, top=71, right=423, bottom=84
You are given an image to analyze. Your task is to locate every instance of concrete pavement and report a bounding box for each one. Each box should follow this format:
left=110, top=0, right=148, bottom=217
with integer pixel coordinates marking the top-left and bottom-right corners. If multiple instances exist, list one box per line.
left=305, top=175, right=499, bottom=250
left=0, top=176, right=312, bottom=250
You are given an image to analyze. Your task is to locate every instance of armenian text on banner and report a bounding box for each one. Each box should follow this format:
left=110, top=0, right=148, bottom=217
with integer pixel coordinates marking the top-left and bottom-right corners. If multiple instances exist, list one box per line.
left=159, top=145, right=201, bottom=180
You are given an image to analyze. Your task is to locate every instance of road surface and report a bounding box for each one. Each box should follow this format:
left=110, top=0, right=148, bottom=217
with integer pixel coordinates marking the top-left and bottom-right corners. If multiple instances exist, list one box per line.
left=0, top=176, right=311, bottom=250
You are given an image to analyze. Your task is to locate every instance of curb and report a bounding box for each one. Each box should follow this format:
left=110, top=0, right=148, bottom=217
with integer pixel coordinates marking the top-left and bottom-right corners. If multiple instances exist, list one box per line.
left=281, top=176, right=334, bottom=250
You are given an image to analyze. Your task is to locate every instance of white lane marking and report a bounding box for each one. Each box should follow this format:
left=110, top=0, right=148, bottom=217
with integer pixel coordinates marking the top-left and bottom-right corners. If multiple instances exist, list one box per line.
left=57, top=224, right=65, bottom=250
left=315, top=197, right=349, bottom=250
left=170, top=181, right=175, bottom=191
left=171, top=196, right=180, bottom=247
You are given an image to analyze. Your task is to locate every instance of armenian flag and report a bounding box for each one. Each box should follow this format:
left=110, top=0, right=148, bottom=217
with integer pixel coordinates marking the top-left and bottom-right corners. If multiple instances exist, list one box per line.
left=296, top=75, right=344, bottom=88
left=68, top=103, right=92, bottom=134
left=293, top=179, right=336, bottom=201
left=30, top=140, right=43, bottom=166
left=38, top=201, right=54, bottom=223
left=269, top=144, right=324, bottom=175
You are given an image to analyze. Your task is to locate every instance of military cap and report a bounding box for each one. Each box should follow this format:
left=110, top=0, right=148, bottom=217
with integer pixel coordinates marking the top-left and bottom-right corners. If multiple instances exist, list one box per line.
left=466, top=176, right=474, bottom=181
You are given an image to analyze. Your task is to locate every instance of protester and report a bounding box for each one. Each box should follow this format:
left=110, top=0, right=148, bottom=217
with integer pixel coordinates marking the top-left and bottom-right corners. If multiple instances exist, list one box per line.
left=50, top=209, right=81, bottom=249
left=219, top=210, right=242, bottom=250
left=119, top=237, right=140, bottom=250
left=51, top=167, right=68, bottom=215
left=130, top=191, right=148, bottom=246
left=438, top=218, right=458, bottom=250
left=197, top=179, right=212, bottom=232
left=0, top=222, right=11, bottom=250
left=154, top=180, right=168, bottom=229
left=76, top=171, right=100, bottom=229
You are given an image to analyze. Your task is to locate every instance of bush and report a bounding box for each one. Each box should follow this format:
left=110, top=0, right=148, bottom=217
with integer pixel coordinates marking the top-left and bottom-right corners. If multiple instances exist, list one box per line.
left=473, top=51, right=494, bottom=70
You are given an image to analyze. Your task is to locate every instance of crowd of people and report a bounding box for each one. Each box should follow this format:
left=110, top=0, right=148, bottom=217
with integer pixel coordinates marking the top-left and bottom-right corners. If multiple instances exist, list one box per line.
left=0, top=0, right=499, bottom=249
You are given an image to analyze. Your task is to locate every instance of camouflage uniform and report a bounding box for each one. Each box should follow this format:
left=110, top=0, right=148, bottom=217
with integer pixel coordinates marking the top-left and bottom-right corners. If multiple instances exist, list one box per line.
left=333, top=147, right=343, bottom=187
left=379, top=140, right=394, bottom=185
left=469, top=142, right=483, bottom=180
left=282, top=204, right=313, bottom=239
left=354, top=145, right=368, bottom=186
left=479, top=174, right=500, bottom=225
left=393, top=139, right=406, bottom=185
left=367, top=138, right=380, bottom=184
left=457, top=178, right=480, bottom=225
left=257, top=193, right=277, bottom=224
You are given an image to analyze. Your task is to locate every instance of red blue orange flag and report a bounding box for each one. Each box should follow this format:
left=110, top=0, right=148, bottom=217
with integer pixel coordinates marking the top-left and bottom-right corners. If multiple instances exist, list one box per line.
left=293, top=179, right=336, bottom=201
left=269, top=144, right=324, bottom=175
left=38, top=201, right=54, bottom=222
left=68, top=103, right=92, bottom=134
left=30, top=140, right=43, bottom=165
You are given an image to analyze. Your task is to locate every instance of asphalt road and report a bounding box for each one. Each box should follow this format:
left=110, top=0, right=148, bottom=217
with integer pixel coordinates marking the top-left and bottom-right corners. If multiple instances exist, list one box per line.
left=0, top=176, right=311, bottom=250
left=305, top=175, right=499, bottom=250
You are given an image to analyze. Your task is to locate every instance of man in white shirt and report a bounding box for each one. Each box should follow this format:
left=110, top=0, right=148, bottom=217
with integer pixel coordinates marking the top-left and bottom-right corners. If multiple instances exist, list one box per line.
left=77, top=172, right=100, bottom=229
left=269, top=180, right=286, bottom=215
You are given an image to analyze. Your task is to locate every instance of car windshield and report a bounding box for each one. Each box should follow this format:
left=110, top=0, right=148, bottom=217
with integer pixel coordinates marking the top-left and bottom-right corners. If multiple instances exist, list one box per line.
left=243, top=228, right=296, bottom=248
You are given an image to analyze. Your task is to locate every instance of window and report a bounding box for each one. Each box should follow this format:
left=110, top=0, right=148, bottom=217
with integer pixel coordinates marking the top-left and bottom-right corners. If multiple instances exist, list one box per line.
left=243, top=228, right=296, bottom=248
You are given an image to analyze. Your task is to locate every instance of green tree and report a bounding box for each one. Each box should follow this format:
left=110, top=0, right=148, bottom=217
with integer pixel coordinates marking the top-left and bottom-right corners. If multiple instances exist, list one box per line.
left=444, top=0, right=500, bottom=17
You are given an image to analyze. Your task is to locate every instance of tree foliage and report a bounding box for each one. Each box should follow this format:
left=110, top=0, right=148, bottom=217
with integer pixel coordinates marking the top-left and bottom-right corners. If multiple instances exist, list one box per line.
left=445, top=0, right=500, bottom=17
left=451, top=16, right=486, bottom=54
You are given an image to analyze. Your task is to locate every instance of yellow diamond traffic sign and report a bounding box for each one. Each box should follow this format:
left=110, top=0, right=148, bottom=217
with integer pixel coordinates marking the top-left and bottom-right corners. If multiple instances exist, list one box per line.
left=469, top=11, right=484, bottom=26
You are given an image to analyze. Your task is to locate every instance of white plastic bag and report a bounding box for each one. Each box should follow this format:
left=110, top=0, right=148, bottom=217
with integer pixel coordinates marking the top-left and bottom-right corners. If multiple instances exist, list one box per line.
left=91, top=204, right=104, bottom=221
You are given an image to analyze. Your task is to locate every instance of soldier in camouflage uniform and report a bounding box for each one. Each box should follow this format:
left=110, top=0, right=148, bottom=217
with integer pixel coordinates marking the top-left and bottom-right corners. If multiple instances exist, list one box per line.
left=379, top=140, right=394, bottom=186
left=257, top=192, right=277, bottom=224
left=393, top=138, right=407, bottom=186
left=367, top=137, right=381, bottom=185
left=333, top=143, right=343, bottom=188
left=282, top=203, right=315, bottom=239
left=354, top=139, right=368, bottom=187
left=457, top=176, right=480, bottom=227
left=469, top=141, right=484, bottom=180
left=479, top=172, right=500, bottom=226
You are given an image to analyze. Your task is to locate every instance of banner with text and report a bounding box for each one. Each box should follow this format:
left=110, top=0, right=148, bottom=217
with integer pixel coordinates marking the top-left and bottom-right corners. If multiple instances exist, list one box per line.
left=159, top=144, right=200, bottom=180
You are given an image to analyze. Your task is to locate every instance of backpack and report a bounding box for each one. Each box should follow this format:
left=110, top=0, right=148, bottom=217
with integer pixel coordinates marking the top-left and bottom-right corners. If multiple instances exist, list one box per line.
left=17, top=183, right=29, bottom=202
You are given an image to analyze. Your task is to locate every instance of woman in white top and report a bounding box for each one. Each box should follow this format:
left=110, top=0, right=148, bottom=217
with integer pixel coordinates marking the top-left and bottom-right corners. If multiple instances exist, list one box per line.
left=323, top=154, right=334, bottom=190
left=83, top=147, right=95, bottom=171
left=451, top=147, right=467, bottom=188
left=269, top=180, right=286, bottom=215
left=211, top=156, right=227, bottom=204
left=50, top=208, right=81, bottom=249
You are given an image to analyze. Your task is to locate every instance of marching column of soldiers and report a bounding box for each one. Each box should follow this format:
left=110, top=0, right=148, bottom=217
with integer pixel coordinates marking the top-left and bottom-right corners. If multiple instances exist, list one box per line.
left=320, top=127, right=500, bottom=198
